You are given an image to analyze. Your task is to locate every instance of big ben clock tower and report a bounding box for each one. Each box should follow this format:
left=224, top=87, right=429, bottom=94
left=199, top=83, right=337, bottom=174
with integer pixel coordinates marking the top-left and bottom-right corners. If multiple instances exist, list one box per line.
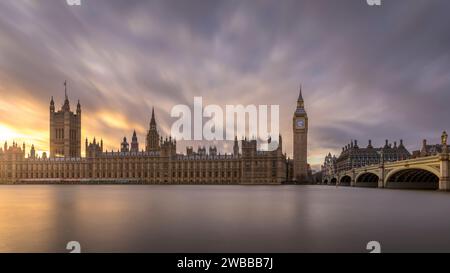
left=293, top=85, right=308, bottom=181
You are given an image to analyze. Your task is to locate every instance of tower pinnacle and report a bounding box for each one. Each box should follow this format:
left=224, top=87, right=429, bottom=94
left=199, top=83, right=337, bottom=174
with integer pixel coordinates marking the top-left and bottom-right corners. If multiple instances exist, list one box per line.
left=64, top=80, right=68, bottom=100
left=146, top=107, right=160, bottom=152
left=62, top=80, right=70, bottom=111
left=298, top=84, right=303, bottom=101
left=151, top=107, right=156, bottom=125
left=50, top=96, right=55, bottom=112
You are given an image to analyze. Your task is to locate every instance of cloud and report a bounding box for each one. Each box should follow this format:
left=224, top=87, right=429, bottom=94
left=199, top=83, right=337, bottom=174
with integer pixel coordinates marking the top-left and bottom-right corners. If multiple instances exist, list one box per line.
left=0, top=0, right=449, bottom=169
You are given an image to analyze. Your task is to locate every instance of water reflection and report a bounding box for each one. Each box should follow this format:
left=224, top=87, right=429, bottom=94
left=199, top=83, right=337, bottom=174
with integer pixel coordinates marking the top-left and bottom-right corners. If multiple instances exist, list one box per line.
left=0, top=185, right=449, bottom=252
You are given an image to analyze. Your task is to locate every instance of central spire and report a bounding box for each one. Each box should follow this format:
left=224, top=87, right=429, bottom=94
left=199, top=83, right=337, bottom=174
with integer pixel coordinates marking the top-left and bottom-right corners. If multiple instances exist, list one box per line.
left=150, top=107, right=156, bottom=125
left=146, top=107, right=160, bottom=152
left=296, top=84, right=306, bottom=112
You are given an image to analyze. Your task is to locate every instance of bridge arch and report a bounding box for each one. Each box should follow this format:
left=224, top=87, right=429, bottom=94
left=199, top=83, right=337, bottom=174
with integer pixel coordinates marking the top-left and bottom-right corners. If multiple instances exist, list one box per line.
left=385, top=167, right=440, bottom=190
left=340, top=175, right=352, bottom=186
left=356, top=172, right=379, bottom=182
left=355, top=172, right=379, bottom=188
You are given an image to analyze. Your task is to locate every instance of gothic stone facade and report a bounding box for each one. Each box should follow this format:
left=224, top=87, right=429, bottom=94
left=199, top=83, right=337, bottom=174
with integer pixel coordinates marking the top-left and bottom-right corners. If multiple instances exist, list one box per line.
left=0, top=90, right=290, bottom=184
left=322, top=139, right=411, bottom=182
left=0, top=138, right=286, bottom=185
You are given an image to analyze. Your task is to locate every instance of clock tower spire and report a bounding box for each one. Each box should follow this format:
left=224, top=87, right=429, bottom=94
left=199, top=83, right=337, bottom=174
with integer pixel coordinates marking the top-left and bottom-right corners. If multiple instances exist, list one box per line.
left=293, top=84, right=309, bottom=182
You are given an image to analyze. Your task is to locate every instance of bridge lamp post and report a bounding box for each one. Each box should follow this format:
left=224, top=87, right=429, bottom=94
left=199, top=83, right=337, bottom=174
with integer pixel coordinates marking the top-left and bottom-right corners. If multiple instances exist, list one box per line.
left=442, top=131, right=448, bottom=153
left=440, top=131, right=450, bottom=191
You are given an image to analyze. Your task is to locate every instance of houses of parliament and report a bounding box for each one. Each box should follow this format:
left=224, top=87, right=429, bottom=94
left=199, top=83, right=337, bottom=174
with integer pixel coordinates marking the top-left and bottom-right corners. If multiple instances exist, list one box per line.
left=0, top=84, right=311, bottom=184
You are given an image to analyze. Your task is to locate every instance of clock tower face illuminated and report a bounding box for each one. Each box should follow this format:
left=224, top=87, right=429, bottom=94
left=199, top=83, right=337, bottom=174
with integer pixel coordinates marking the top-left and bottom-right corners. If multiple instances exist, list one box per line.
left=293, top=86, right=308, bottom=182
left=296, top=118, right=305, bottom=129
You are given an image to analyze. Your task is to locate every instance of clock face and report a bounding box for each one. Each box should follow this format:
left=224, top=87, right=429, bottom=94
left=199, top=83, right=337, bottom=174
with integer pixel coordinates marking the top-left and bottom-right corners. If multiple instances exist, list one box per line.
left=296, top=119, right=305, bottom=129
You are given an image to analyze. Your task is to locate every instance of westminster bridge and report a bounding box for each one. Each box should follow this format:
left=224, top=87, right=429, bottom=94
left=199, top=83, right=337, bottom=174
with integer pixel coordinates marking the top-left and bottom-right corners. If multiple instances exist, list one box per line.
left=323, top=145, right=450, bottom=191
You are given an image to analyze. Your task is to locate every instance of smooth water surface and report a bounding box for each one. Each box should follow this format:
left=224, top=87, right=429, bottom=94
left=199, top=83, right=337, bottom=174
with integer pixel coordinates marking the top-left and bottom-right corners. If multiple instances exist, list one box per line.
left=0, top=185, right=449, bottom=252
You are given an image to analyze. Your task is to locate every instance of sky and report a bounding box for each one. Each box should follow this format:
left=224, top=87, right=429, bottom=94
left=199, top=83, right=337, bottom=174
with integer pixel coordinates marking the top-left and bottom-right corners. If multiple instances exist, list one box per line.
left=0, top=0, right=449, bottom=170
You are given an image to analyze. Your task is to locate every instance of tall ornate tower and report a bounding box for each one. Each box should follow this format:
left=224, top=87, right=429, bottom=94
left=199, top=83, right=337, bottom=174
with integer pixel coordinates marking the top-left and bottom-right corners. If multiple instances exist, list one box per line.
left=146, top=107, right=160, bottom=152
left=293, top=85, right=308, bottom=181
left=130, top=130, right=139, bottom=153
left=50, top=81, right=81, bottom=158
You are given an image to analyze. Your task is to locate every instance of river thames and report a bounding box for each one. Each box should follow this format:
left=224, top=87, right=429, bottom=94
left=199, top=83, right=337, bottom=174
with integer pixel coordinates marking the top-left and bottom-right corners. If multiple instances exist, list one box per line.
left=0, top=185, right=449, bottom=253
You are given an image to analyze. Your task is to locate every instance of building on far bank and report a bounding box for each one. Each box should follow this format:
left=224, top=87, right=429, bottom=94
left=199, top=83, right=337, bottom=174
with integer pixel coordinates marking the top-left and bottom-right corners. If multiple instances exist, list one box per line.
left=320, top=132, right=450, bottom=191
left=321, top=153, right=337, bottom=181
left=336, top=139, right=411, bottom=172
left=322, top=139, right=411, bottom=182
left=50, top=81, right=81, bottom=158
left=1, top=84, right=310, bottom=184
left=411, top=138, right=450, bottom=158
left=292, top=86, right=309, bottom=182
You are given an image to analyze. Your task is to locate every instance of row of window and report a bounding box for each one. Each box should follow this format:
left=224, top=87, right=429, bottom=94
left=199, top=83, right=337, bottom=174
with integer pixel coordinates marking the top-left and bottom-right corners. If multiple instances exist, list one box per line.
left=54, top=129, right=78, bottom=140
left=1, top=169, right=280, bottom=179
left=5, top=170, right=241, bottom=179
left=6, top=164, right=243, bottom=172
left=7, top=160, right=274, bottom=168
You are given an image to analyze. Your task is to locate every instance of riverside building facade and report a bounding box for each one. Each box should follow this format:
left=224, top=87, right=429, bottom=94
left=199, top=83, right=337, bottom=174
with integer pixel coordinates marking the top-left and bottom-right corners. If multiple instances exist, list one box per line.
left=0, top=86, right=305, bottom=184
left=322, top=139, right=412, bottom=180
